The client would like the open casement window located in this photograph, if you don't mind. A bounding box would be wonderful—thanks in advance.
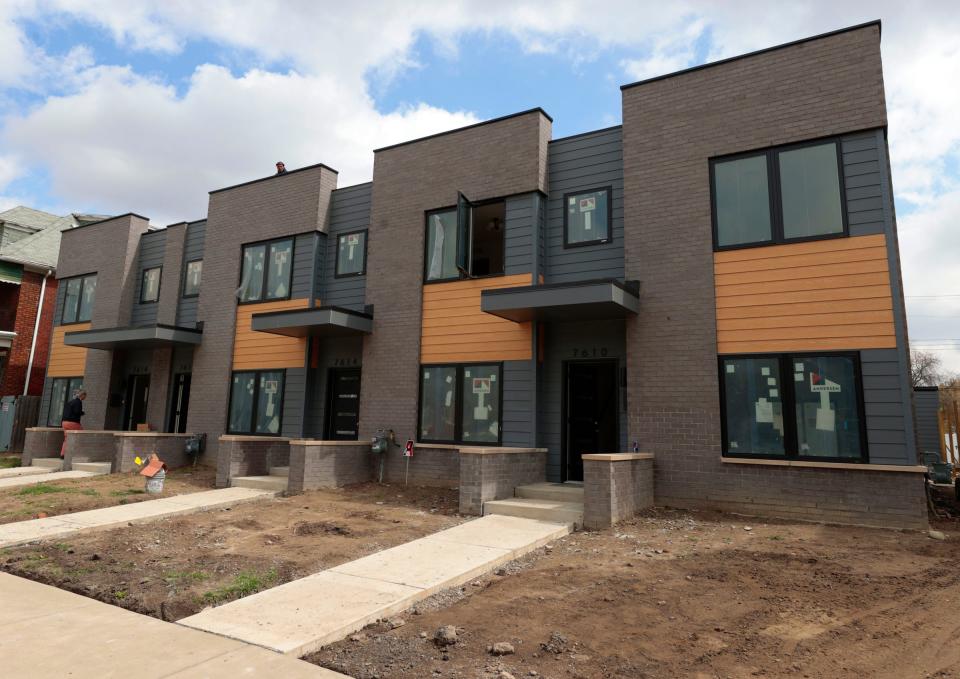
[425,195,505,282]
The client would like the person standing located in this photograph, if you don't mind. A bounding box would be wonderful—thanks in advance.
[60,389,86,458]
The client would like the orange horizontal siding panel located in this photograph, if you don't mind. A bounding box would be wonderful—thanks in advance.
[47,324,90,377]
[232,298,308,370]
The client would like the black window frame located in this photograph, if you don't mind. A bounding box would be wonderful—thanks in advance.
[417,362,504,446]
[139,266,162,304]
[334,229,368,278]
[47,376,83,426]
[237,236,295,305]
[60,273,97,325]
[563,186,614,249]
[422,196,507,285]
[181,258,202,298]
[718,351,868,464]
[710,137,849,252]
[226,368,287,436]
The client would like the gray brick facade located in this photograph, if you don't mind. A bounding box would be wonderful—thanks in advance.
[582,454,654,529]
[287,440,372,492]
[459,449,547,515]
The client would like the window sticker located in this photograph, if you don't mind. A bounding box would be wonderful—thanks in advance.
[794,362,804,372]
[755,398,774,423]
[726,364,735,373]
[474,405,488,421]
[274,250,288,267]
[816,407,835,432]
[769,388,778,398]
[729,441,739,450]
[579,196,596,212]
[794,373,804,382]
[263,380,278,395]
[761,366,770,376]
[444,390,453,407]
[472,378,491,395]
[767,377,776,386]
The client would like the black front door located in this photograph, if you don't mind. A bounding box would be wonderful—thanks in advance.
[325,368,361,440]
[123,374,150,431]
[168,373,192,433]
[564,361,618,481]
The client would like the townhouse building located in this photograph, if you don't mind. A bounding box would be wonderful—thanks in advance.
[37,21,927,528]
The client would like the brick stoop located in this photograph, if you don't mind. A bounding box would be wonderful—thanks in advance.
[232,465,289,492]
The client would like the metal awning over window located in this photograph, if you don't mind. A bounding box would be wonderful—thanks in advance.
[251,305,373,338]
[0,261,23,285]
[64,324,202,350]
[481,279,640,322]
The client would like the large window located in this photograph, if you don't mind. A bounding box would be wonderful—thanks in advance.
[238,238,293,302]
[335,230,367,277]
[712,140,846,249]
[564,187,612,247]
[228,370,285,435]
[182,259,202,297]
[61,274,97,324]
[720,353,865,461]
[48,377,83,426]
[419,364,501,444]
[424,196,505,282]
[140,267,161,303]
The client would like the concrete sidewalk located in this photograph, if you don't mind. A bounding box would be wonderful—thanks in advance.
[0,572,348,678]
[0,487,275,548]
[180,514,572,656]
[0,469,96,490]
[0,465,53,479]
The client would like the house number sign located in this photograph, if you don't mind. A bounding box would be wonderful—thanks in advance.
[572,347,609,358]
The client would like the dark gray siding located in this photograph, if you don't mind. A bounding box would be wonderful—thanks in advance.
[303,337,364,438]
[319,182,371,312]
[291,233,316,300]
[539,319,627,480]
[914,388,941,455]
[842,132,885,236]
[861,348,912,465]
[504,194,535,276]
[131,230,166,326]
[39,378,53,426]
[51,277,67,325]
[545,127,624,283]
[282,367,307,437]
[175,221,206,328]
[502,360,534,447]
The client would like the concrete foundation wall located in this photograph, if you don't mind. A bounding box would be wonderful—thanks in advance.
[215,436,291,487]
[115,433,195,472]
[287,441,372,493]
[63,430,118,470]
[459,449,547,515]
[22,427,63,465]
[583,454,654,529]
[376,445,459,488]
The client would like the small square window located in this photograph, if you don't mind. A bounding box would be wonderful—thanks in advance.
[140,267,161,303]
[183,260,202,297]
[335,231,367,277]
[564,188,612,247]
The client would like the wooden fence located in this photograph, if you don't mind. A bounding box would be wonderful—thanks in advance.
[8,395,40,453]
[938,401,960,469]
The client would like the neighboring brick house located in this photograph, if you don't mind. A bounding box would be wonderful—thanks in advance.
[39,21,928,528]
[0,207,106,398]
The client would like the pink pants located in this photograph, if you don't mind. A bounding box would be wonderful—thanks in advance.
[61,421,83,457]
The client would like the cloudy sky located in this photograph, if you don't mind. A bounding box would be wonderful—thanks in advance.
[1,1,958,373]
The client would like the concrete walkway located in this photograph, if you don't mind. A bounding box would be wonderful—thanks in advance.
[0,572,348,678]
[180,514,572,656]
[0,487,275,548]
[0,469,96,490]
[0,465,53,480]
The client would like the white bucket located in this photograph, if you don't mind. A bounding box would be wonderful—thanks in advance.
[145,469,166,494]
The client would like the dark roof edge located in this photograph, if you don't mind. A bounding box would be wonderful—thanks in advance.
[550,124,623,145]
[913,386,940,392]
[374,107,553,153]
[61,212,148,233]
[209,162,339,196]
[332,181,373,193]
[620,20,882,91]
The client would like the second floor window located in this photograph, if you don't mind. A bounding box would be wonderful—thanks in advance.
[425,195,505,282]
[239,238,293,302]
[140,267,161,303]
[335,231,367,277]
[62,274,97,324]
[183,259,202,297]
[712,140,846,249]
[565,187,612,247]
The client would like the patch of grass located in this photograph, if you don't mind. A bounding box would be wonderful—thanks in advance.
[114,590,127,600]
[164,569,210,585]
[0,456,21,469]
[110,488,146,497]
[53,542,72,552]
[201,569,278,605]
[17,484,69,496]
[79,489,99,497]
[768,535,784,541]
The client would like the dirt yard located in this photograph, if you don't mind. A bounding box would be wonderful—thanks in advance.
[309,505,960,679]
[0,464,216,524]
[0,482,461,621]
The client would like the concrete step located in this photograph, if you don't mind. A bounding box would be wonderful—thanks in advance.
[232,475,288,492]
[516,482,584,503]
[483,498,583,528]
[70,462,112,475]
[269,466,290,477]
[0,466,53,480]
[31,458,63,471]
